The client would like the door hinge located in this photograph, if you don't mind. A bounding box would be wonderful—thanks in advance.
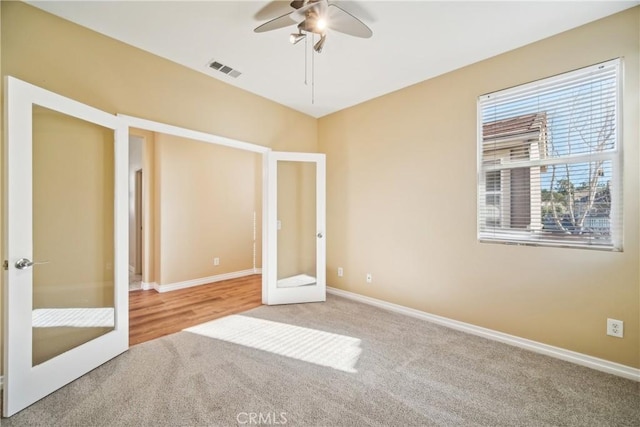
[3,260,8,270]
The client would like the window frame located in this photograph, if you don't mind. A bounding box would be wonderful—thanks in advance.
[476,59,623,251]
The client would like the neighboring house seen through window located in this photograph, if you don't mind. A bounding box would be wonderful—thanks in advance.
[478,59,621,250]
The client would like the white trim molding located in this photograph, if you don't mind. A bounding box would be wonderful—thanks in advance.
[155,269,259,293]
[118,114,270,154]
[327,286,640,382]
[141,282,155,291]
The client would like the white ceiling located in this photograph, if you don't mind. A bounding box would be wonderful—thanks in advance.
[28,1,639,118]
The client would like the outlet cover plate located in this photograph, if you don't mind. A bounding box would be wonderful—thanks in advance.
[607,318,623,338]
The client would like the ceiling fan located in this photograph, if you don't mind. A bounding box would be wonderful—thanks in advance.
[254,0,373,53]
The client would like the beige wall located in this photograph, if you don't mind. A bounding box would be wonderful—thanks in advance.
[319,7,640,368]
[0,1,317,372]
[154,133,260,285]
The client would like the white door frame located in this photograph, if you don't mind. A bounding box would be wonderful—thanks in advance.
[3,76,129,416]
[119,115,270,155]
[117,115,271,295]
[116,116,326,306]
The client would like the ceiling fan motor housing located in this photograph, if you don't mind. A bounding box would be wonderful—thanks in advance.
[298,12,325,35]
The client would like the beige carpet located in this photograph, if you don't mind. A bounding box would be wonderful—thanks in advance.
[2,295,639,426]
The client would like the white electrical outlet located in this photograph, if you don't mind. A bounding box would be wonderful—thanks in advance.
[337,267,343,277]
[366,273,372,283]
[607,318,623,338]
[214,257,220,266]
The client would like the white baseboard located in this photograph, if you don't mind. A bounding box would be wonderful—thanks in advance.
[156,269,259,293]
[327,286,640,382]
[141,281,155,291]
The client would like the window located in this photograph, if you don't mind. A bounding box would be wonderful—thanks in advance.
[478,59,621,250]
[484,164,502,227]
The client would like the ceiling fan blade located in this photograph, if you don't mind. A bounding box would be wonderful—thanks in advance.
[291,0,327,22]
[254,1,293,21]
[290,0,306,9]
[327,4,373,38]
[254,12,297,33]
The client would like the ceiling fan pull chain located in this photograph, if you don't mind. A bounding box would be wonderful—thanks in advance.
[304,32,308,86]
[312,33,315,105]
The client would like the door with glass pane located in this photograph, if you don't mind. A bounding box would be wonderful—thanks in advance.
[3,77,128,417]
[264,152,326,305]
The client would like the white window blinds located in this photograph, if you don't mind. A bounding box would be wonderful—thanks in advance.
[478,59,622,250]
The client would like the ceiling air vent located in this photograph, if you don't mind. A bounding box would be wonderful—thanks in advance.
[208,60,242,78]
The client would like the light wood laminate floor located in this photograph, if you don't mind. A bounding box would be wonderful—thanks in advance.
[129,274,262,346]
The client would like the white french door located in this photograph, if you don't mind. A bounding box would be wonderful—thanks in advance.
[263,152,326,305]
[3,77,129,416]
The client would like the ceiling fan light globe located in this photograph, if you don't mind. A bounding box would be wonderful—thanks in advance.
[316,17,327,31]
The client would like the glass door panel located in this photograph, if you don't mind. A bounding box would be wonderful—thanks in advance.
[31,105,115,366]
[276,161,317,288]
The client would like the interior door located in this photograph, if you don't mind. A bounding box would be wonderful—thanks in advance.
[3,77,129,416]
[263,152,326,305]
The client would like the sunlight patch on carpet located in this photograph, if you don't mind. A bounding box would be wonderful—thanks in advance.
[184,315,362,373]
[32,308,114,327]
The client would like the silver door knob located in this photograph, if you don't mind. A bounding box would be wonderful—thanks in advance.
[15,258,49,270]
[317,232,323,238]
